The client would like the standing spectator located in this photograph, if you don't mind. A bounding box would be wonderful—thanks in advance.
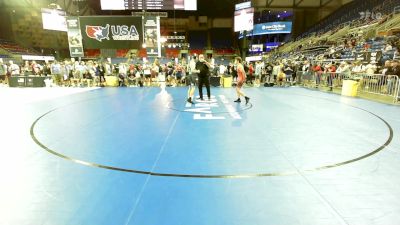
[51,60,62,86]
[231,63,238,82]
[337,62,351,78]
[118,63,127,87]
[265,63,273,83]
[227,62,233,76]
[151,58,160,86]
[60,62,70,87]
[326,63,337,91]
[301,60,311,84]
[312,62,323,88]
[98,62,106,87]
[247,62,254,84]
[0,59,7,85]
[284,63,294,86]
[254,61,263,87]
[272,62,282,84]
[219,64,226,76]
[42,61,51,76]
[387,60,400,96]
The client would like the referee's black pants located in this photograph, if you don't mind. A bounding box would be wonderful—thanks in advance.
[198,76,210,100]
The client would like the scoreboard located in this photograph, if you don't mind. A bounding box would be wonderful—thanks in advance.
[100,0,197,11]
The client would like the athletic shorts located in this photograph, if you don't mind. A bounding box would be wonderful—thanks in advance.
[187,74,198,85]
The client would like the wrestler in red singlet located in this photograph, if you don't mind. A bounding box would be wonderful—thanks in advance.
[234,57,250,104]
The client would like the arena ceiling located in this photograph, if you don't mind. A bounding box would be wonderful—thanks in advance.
[253,0,354,9]
[0,0,355,17]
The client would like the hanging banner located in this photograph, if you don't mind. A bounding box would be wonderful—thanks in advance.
[143,16,161,57]
[79,16,143,49]
[66,17,84,58]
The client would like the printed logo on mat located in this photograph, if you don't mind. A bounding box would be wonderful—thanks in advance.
[184,95,242,120]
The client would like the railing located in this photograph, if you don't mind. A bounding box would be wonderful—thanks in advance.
[358,74,399,98]
[296,71,400,103]
[395,79,400,103]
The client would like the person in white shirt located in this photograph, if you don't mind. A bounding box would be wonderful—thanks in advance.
[337,62,352,78]
[186,55,200,104]
[151,58,160,86]
[118,63,127,87]
[352,61,365,74]
[254,61,263,87]
[9,61,20,76]
[272,62,282,83]
[365,62,377,75]
[219,64,226,76]
[0,59,8,85]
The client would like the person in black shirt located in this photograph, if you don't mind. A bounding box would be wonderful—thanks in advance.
[196,54,214,101]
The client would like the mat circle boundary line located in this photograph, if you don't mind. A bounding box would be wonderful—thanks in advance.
[30,98,393,179]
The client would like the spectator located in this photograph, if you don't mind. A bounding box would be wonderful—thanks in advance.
[352,61,365,74]
[9,60,20,76]
[387,60,400,96]
[312,62,323,88]
[118,63,127,87]
[337,61,351,78]
[254,61,263,87]
[51,60,62,86]
[272,62,282,84]
[43,61,51,76]
[365,61,377,75]
[283,63,294,86]
[325,63,337,91]
[384,43,393,52]
[219,64,226,76]
[0,59,8,85]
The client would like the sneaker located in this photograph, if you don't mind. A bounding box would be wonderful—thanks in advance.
[245,96,250,105]
[187,98,194,104]
[234,98,241,103]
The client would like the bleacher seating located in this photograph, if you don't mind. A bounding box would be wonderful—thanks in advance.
[276,0,400,64]
[298,0,399,40]
[0,39,39,55]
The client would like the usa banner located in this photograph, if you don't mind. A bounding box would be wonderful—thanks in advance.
[66,17,84,58]
[143,16,161,57]
[79,16,143,49]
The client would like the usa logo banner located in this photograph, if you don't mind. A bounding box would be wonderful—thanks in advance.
[79,16,143,49]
